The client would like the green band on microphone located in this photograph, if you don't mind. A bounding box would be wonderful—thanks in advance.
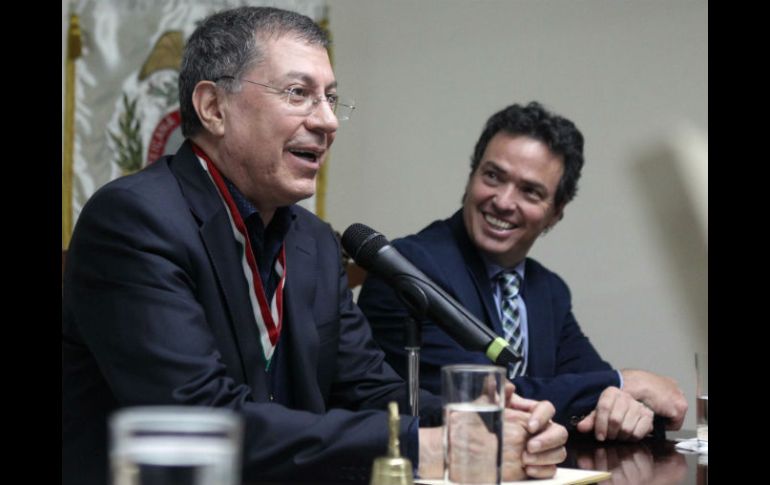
[486,337,509,363]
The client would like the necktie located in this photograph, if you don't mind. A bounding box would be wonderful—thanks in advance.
[498,271,526,378]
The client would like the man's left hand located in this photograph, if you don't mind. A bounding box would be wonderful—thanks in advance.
[505,384,568,478]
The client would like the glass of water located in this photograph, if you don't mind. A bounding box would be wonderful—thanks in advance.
[442,364,506,485]
[695,352,708,445]
[110,406,243,485]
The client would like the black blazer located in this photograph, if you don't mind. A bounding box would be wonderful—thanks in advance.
[358,210,618,425]
[62,141,440,484]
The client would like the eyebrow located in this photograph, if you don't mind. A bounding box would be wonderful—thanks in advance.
[481,160,549,194]
[281,71,338,91]
[480,160,508,177]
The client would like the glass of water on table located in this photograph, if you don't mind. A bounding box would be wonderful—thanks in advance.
[695,352,708,446]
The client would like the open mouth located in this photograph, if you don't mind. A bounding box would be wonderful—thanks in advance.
[288,148,323,164]
[484,213,517,231]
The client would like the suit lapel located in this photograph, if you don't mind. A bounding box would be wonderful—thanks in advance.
[520,260,554,376]
[448,211,503,335]
[281,216,323,410]
[168,142,267,395]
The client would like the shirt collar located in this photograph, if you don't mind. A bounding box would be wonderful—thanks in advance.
[222,178,296,235]
[479,252,526,283]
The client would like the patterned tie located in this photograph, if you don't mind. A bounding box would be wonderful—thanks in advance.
[498,271,526,378]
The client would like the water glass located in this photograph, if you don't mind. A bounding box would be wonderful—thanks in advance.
[110,406,243,485]
[442,364,505,485]
[695,352,708,444]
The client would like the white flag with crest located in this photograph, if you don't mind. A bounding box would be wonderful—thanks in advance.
[63,0,328,245]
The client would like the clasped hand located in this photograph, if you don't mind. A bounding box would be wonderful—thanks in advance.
[419,383,567,480]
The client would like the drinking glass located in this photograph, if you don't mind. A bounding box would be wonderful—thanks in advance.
[695,352,708,445]
[442,365,506,485]
[110,406,242,485]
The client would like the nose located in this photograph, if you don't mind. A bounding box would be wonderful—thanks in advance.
[493,184,518,212]
[306,98,339,133]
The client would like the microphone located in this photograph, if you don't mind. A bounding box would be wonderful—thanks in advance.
[342,223,521,367]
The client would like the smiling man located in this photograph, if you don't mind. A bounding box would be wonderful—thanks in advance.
[62,9,568,485]
[359,101,688,442]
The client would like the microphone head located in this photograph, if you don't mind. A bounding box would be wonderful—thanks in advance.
[341,223,390,267]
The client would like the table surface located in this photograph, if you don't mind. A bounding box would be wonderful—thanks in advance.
[245,430,707,484]
[564,429,707,484]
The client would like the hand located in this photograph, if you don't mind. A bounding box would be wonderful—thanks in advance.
[621,369,688,430]
[501,411,528,481]
[576,387,654,441]
[445,407,508,483]
[417,427,443,478]
[506,389,568,478]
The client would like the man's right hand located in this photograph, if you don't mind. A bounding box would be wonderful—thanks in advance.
[620,369,688,430]
[576,387,654,441]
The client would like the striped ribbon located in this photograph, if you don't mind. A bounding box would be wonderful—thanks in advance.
[194,144,286,362]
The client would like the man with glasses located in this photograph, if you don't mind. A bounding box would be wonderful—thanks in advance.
[62,7,567,484]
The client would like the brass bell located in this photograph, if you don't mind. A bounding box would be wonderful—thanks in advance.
[369,402,414,485]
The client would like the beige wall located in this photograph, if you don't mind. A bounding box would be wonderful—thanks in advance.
[324,0,707,428]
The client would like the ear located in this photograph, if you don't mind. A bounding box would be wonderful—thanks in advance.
[192,80,226,137]
[461,175,474,204]
[545,203,566,232]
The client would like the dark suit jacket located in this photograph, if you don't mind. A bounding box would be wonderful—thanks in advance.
[62,141,441,485]
[358,210,619,426]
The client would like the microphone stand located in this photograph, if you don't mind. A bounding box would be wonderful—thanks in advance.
[404,316,422,417]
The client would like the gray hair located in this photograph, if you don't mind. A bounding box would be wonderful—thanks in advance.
[179,6,329,138]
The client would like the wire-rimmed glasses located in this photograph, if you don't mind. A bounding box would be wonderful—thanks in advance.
[216,76,355,121]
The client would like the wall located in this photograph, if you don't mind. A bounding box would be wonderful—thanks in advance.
[324,0,708,428]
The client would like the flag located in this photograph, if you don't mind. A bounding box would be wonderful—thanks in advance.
[63,0,329,248]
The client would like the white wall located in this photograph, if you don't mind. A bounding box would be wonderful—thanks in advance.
[324,0,707,428]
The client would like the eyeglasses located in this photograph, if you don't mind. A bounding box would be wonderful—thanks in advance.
[216,76,355,121]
